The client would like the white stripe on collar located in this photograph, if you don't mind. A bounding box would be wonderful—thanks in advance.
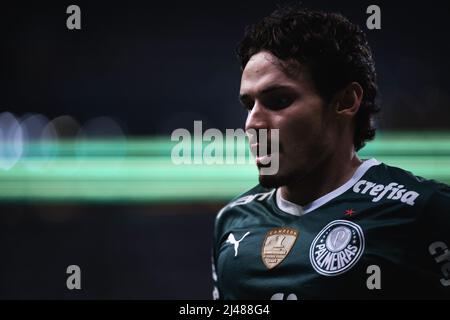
[276,158,381,216]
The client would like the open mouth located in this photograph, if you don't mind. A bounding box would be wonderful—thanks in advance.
[251,143,277,167]
[247,127,280,168]
[256,153,276,167]
[250,142,272,157]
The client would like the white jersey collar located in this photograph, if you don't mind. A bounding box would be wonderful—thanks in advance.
[276,158,381,216]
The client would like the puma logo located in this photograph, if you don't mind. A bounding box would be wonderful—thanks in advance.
[226,232,251,257]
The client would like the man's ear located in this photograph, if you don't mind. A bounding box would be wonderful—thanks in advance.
[333,82,363,117]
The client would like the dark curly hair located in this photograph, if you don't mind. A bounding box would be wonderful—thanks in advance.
[237,5,380,151]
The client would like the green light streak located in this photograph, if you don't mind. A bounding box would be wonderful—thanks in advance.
[0,132,449,203]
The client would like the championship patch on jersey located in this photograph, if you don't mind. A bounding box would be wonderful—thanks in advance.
[261,227,298,269]
[310,220,365,276]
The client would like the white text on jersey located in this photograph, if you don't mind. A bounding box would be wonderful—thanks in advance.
[353,181,419,206]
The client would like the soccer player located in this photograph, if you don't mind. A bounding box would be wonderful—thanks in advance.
[212,5,450,299]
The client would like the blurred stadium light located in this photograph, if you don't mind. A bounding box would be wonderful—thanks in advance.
[0,131,449,203]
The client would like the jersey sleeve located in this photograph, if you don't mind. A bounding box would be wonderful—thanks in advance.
[211,205,228,300]
[210,184,272,300]
[211,253,220,300]
[421,182,450,297]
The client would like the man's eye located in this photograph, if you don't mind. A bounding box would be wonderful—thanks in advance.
[264,97,293,110]
[242,101,254,111]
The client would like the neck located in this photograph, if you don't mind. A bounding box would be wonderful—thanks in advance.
[280,148,362,206]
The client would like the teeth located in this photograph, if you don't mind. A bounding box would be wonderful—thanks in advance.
[256,153,277,166]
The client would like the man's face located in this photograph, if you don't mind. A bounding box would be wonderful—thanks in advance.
[240,51,339,188]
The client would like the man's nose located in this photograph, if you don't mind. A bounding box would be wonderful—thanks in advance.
[245,102,269,132]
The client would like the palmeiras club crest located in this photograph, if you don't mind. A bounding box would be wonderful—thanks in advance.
[310,220,365,276]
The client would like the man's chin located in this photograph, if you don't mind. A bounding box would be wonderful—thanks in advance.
[258,172,289,189]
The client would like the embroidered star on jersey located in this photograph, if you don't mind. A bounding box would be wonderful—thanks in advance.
[345,209,356,217]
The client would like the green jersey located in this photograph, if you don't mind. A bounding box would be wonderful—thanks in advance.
[212,158,450,299]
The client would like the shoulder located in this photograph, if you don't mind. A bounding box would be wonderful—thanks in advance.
[422,179,450,212]
[214,184,274,229]
[372,162,436,186]
[380,162,449,192]
[370,161,450,208]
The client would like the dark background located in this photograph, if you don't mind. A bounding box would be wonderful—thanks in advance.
[1,0,450,299]
[3,0,450,133]
[0,204,219,299]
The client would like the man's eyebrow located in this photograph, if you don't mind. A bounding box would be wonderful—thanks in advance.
[239,84,295,101]
[260,84,295,94]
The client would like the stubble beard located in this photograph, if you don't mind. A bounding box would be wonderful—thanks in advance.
[258,167,293,189]
[258,161,311,190]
